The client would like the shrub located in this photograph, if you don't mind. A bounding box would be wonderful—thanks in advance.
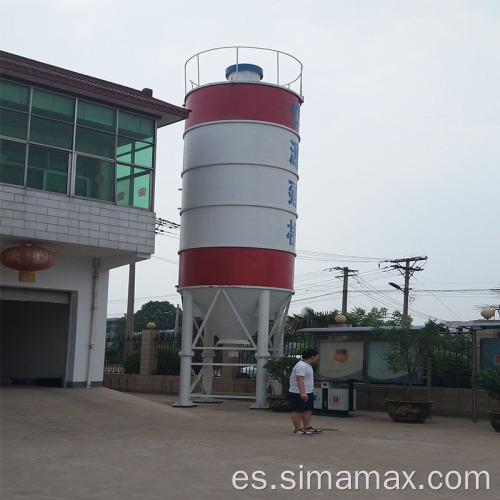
[105,338,126,365]
[264,356,301,395]
[471,367,500,401]
[124,349,141,374]
[432,351,472,388]
[155,347,181,375]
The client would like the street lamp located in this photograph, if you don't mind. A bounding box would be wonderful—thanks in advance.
[388,282,410,321]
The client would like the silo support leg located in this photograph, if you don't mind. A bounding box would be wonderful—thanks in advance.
[174,291,196,407]
[252,289,270,409]
[201,328,216,401]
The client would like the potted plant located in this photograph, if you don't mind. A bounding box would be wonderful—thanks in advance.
[376,319,442,423]
[264,356,299,412]
[471,367,500,432]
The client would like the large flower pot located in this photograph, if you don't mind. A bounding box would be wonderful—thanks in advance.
[385,399,433,423]
[490,411,500,432]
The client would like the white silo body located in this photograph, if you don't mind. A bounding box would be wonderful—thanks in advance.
[176,48,303,407]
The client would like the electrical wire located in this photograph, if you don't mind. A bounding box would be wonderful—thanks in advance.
[296,249,390,262]
[118,221,497,320]
[412,276,463,321]
[152,255,179,265]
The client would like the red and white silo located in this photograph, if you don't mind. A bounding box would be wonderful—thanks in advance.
[176,47,303,407]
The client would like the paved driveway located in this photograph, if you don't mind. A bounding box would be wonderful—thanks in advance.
[1,386,498,499]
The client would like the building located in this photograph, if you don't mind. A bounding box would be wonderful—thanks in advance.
[0,51,189,387]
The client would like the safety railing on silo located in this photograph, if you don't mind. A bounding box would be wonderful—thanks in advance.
[184,45,303,99]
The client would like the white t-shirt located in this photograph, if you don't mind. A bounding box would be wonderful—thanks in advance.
[289,360,314,393]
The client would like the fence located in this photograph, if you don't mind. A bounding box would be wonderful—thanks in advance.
[282,331,474,388]
[104,335,142,374]
[104,332,310,378]
[104,332,224,377]
[104,331,474,388]
[153,333,181,375]
[431,333,473,388]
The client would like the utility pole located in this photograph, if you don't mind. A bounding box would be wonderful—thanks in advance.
[383,256,427,321]
[126,262,136,338]
[122,217,179,344]
[331,266,358,315]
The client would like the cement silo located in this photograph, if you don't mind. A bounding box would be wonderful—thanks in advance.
[175,47,303,407]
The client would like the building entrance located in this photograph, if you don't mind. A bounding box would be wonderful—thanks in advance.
[1,288,71,387]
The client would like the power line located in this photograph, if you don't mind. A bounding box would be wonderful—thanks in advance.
[155,217,181,238]
[413,276,463,321]
[295,287,496,296]
[380,256,427,320]
[152,255,179,265]
[108,293,180,303]
[296,249,389,262]
[327,266,358,315]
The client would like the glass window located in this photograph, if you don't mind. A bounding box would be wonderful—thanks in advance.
[76,126,115,159]
[0,108,29,140]
[0,82,158,209]
[77,101,116,132]
[0,80,30,111]
[32,89,75,122]
[0,139,26,186]
[75,155,114,202]
[116,164,131,205]
[27,145,69,194]
[30,116,74,149]
[118,111,154,142]
[117,136,154,168]
[116,163,151,209]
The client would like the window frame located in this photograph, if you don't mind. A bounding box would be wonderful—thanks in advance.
[0,78,158,210]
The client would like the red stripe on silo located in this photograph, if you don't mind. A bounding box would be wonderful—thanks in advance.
[178,247,294,289]
[185,84,301,132]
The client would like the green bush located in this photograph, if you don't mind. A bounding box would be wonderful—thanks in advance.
[124,349,141,374]
[105,341,125,365]
[264,356,303,396]
[471,367,500,400]
[155,347,181,375]
[432,351,472,388]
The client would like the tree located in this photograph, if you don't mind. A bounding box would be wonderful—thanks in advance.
[346,307,408,327]
[286,307,336,331]
[111,316,127,336]
[286,306,408,332]
[133,300,179,331]
[376,319,443,400]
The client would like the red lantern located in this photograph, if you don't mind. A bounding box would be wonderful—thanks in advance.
[0,243,55,282]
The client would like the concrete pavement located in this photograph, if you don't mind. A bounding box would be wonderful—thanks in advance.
[1,386,498,499]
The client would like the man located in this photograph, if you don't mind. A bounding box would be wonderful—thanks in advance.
[288,348,322,435]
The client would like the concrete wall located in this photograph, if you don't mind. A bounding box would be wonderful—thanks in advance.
[103,374,257,396]
[354,384,500,418]
[61,255,110,387]
[102,374,500,419]
[0,184,155,255]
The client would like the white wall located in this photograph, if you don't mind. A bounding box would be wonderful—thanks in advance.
[1,252,111,386]
[1,183,155,386]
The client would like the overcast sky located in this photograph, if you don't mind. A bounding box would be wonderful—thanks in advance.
[2,0,499,323]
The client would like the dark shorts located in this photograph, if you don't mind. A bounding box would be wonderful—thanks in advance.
[287,391,314,412]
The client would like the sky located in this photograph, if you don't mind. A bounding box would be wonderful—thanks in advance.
[1,0,499,324]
